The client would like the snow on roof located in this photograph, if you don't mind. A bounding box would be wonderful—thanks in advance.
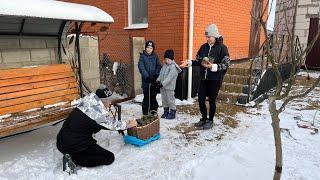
[0,0,114,23]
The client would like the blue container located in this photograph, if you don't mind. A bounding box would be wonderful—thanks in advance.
[123,133,160,147]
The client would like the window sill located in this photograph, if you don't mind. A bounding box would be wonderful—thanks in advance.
[124,24,148,30]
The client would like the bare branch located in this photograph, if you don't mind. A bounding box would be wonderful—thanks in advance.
[283,6,292,40]
[262,0,271,20]
[279,76,320,112]
[278,1,299,100]
[251,0,283,97]
[265,0,275,24]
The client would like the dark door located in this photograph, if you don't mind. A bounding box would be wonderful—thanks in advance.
[306,18,320,69]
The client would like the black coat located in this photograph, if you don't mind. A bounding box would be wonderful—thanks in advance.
[56,108,109,154]
[192,40,229,80]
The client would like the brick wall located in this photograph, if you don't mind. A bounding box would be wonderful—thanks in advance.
[65,0,188,64]
[193,0,254,60]
[64,0,266,62]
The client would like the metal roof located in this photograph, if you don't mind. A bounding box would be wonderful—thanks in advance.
[0,0,114,23]
[0,0,114,36]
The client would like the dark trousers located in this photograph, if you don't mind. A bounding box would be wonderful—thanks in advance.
[198,79,223,121]
[71,144,115,167]
[142,85,159,115]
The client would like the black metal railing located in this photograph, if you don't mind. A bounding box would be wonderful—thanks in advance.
[246,34,304,102]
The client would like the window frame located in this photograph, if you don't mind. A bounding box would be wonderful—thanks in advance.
[125,0,148,29]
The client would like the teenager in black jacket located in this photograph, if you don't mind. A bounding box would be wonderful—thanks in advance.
[181,24,230,130]
[138,41,162,115]
[57,87,137,173]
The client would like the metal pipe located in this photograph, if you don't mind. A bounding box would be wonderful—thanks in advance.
[75,22,84,97]
[58,21,67,64]
[187,0,194,101]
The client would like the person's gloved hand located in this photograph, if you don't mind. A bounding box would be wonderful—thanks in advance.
[148,76,157,86]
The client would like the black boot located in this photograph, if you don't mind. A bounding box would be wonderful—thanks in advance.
[63,154,77,175]
[166,109,176,119]
[203,120,213,130]
[150,110,158,116]
[194,118,207,127]
[161,107,169,118]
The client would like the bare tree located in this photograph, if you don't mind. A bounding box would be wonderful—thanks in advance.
[251,0,320,179]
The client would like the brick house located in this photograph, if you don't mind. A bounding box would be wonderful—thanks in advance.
[63,0,268,99]
[64,0,268,61]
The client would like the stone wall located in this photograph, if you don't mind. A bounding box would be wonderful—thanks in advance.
[62,35,100,92]
[0,36,58,69]
[132,37,145,95]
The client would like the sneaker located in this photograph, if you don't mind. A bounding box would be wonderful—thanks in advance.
[203,120,213,130]
[63,154,77,175]
[194,118,207,127]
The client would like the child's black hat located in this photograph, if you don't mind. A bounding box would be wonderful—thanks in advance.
[164,49,174,60]
[145,40,155,49]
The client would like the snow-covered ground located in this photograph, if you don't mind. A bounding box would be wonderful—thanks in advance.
[134,94,195,106]
[0,76,319,180]
[297,69,320,79]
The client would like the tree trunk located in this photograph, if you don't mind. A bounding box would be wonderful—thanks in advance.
[269,99,283,180]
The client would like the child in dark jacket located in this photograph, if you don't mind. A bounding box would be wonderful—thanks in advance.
[138,41,162,115]
[157,49,182,119]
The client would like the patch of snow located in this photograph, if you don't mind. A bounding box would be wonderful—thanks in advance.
[0,114,12,121]
[241,101,255,107]
[175,98,195,106]
[24,108,41,113]
[71,99,81,106]
[44,102,67,109]
[13,115,41,121]
[134,94,194,106]
[22,66,38,68]
[297,70,320,79]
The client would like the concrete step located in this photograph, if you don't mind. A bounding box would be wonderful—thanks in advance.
[227,67,251,76]
[221,83,245,93]
[223,74,250,85]
[217,91,249,104]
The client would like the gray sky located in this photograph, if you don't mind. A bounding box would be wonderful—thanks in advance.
[267,0,276,30]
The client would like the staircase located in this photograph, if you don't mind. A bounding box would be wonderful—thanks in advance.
[217,35,304,105]
[217,63,253,104]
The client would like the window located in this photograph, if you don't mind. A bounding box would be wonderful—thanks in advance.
[127,0,148,29]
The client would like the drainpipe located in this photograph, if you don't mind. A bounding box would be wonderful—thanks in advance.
[187,0,194,101]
